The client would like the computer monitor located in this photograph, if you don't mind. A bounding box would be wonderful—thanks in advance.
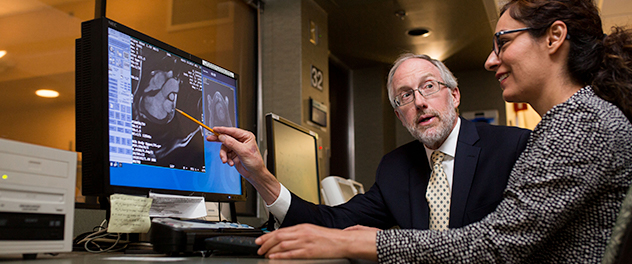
[265,113,321,204]
[76,17,245,204]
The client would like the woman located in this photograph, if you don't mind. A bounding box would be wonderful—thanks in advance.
[246,0,632,262]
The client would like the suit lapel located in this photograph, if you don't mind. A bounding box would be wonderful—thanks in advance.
[449,118,481,228]
[409,142,431,229]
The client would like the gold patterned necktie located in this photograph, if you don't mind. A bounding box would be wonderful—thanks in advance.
[426,150,450,230]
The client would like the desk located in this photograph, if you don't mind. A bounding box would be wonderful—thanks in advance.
[0,253,376,264]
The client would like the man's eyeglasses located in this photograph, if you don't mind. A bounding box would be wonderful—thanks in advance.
[493,27,532,56]
[393,80,448,107]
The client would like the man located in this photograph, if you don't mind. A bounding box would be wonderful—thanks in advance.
[208,53,529,252]
[210,53,529,231]
[272,54,530,230]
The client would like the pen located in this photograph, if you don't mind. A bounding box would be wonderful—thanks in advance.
[174,108,220,136]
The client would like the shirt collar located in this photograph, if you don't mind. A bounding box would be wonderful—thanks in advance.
[424,117,461,160]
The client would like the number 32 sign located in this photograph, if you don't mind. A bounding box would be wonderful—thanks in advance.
[311,65,323,90]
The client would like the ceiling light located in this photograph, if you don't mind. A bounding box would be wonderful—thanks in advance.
[0,50,6,59]
[36,89,60,98]
[407,28,431,37]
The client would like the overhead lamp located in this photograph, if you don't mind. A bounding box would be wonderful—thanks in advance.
[407,28,431,37]
[36,89,60,98]
[0,50,6,59]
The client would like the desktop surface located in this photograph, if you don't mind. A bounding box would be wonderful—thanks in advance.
[0,252,371,264]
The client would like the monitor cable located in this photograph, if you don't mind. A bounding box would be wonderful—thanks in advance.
[73,219,130,253]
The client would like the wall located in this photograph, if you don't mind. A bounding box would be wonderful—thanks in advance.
[453,68,507,125]
[261,1,303,124]
[301,0,330,177]
[0,96,75,150]
[261,0,329,183]
[351,66,394,189]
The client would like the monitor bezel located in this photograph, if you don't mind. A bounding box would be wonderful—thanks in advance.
[76,17,247,202]
[265,113,321,204]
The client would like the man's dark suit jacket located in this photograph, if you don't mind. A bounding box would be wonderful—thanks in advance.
[281,117,531,230]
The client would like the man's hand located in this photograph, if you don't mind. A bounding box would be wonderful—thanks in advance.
[255,223,378,261]
[206,127,263,179]
[206,126,280,204]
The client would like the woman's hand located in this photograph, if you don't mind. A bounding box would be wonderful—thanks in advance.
[256,223,378,261]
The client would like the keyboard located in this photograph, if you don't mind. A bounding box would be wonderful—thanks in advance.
[149,218,264,255]
[205,236,261,256]
[153,217,255,230]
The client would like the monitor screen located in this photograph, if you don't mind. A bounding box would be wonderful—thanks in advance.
[265,113,321,204]
[76,18,245,202]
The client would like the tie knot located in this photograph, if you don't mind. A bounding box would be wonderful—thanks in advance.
[431,150,445,165]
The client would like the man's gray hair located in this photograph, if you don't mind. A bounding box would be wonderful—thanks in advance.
[387,53,458,108]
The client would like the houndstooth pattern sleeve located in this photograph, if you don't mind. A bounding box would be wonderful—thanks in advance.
[376,87,632,263]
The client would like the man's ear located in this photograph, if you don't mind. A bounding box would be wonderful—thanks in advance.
[451,87,461,108]
[546,20,568,55]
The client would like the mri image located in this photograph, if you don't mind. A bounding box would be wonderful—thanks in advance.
[139,68,180,124]
[131,47,205,171]
[203,78,236,137]
[207,92,232,126]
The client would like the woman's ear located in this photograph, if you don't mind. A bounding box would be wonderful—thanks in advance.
[546,20,569,54]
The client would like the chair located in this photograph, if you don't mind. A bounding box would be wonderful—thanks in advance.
[320,176,365,206]
[602,184,632,264]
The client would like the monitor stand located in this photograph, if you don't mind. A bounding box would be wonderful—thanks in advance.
[229,202,238,222]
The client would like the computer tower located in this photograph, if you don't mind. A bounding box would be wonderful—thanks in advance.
[0,138,77,258]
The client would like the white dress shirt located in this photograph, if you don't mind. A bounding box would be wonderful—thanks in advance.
[267,118,462,226]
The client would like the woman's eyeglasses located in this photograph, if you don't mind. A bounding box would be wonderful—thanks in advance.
[493,27,532,56]
[493,27,571,56]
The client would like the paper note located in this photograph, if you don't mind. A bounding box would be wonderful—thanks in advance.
[149,192,207,219]
[107,194,152,233]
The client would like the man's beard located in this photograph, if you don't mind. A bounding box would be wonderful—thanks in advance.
[404,100,457,150]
